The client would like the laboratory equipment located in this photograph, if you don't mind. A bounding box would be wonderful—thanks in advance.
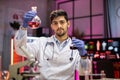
[70,44,77,61]
[9,46,40,80]
[28,6,41,29]
[9,59,40,80]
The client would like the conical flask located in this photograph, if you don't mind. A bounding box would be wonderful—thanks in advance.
[28,6,41,29]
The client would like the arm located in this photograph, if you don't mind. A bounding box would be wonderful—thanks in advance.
[79,57,92,77]
[14,27,28,57]
[72,38,92,74]
[14,10,36,58]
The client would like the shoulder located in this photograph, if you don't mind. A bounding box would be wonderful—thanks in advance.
[29,36,49,45]
[37,37,50,42]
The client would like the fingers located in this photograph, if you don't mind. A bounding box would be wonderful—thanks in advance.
[72,39,84,44]
[25,11,36,17]
[72,39,84,48]
[24,11,36,19]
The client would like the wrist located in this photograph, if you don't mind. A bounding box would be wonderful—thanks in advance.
[81,56,87,59]
[22,22,28,28]
[80,53,88,58]
[20,26,27,30]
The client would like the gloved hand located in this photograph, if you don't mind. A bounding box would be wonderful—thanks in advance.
[72,38,87,56]
[23,10,37,28]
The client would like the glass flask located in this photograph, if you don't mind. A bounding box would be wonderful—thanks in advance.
[28,6,41,29]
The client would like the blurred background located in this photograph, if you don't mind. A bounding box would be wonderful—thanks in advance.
[0,0,120,79]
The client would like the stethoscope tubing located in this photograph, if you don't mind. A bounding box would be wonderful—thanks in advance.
[43,42,54,60]
[43,42,74,61]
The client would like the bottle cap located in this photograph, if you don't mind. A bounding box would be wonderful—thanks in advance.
[31,6,37,13]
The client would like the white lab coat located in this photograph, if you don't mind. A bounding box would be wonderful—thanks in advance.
[79,57,92,75]
[14,27,89,80]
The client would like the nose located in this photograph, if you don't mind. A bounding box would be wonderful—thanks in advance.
[58,23,62,28]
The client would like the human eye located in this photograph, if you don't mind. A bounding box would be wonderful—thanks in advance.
[60,21,65,25]
[52,21,58,25]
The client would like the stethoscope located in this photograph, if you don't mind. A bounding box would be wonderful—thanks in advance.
[69,49,74,61]
[43,42,74,61]
[43,42,54,61]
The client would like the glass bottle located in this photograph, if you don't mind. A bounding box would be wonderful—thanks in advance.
[28,6,41,29]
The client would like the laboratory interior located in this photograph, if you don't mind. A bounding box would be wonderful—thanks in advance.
[0,0,120,80]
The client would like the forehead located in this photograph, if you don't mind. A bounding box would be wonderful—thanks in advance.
[52,16,66,22]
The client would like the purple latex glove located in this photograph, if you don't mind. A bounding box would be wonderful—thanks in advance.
[23,10,37,28]
[72,38,87,56]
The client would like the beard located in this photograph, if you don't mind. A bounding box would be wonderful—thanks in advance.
[56,28,66,37]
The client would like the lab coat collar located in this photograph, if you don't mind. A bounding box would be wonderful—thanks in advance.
[47,35,71,44]
[53,35,71,44]
[47,36,54,43]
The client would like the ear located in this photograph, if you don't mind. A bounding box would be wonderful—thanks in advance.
[50,24,53,30]
[67,20,70,28]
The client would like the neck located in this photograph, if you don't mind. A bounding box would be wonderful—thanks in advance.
[55,34,68,43]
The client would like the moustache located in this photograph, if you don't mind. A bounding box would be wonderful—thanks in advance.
[57,28,63,31]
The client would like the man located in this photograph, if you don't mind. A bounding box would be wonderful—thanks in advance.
[14,9,90,80]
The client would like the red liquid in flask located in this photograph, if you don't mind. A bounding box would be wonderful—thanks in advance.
[28,21,40,29]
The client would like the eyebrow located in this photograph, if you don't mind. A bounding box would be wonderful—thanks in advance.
[52,19,66,22]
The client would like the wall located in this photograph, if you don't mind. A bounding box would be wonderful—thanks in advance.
[55,0,104,39]
[0,3,5,73]
[0,0,48,70]
[108,0,120,37]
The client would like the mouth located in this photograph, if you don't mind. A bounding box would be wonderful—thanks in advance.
[57,28,63,33]
[57,28,63,31]
[56,28,65,36]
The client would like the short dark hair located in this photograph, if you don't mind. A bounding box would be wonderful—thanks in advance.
[50,9,68,23]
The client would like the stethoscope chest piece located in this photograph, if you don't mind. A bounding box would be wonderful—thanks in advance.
[69,57,73,61]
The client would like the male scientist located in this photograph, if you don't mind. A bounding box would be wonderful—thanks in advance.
[14,9,91,80]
